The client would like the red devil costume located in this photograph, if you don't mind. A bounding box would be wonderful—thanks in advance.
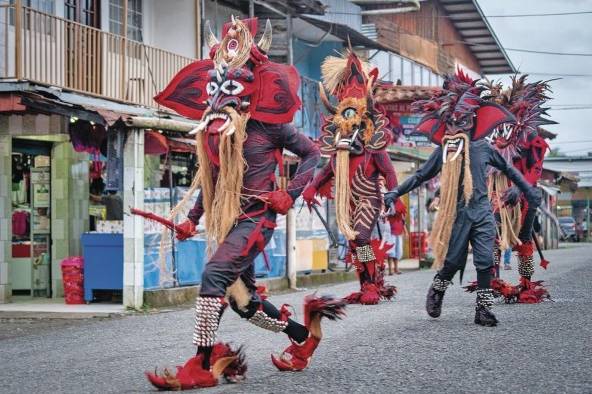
[384,70,541,326]
[302,51,397,305]
[145,17,345,390]
[468,76,554,303]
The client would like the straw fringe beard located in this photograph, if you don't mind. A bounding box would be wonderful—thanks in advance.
[488,173,522,250]
[157,107,248,285]
[198,107,249,252]
[335,150,358,241]
[430,134,473,269]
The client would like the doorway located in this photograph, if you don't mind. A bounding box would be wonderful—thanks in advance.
[10,139,52,298]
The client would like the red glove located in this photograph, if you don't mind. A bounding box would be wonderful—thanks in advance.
[264,190,293,215]
[302,185,320,210]
[175,220,197,241]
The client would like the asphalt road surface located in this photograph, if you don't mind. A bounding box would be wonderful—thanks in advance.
[1,243,591,394]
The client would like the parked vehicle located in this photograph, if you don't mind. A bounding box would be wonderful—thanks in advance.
[559,216,577,242]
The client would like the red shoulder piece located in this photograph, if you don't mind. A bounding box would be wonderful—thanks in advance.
[473,102,515,141]
[154,59,214,120]
[415,114,445,145]
[250,62,301,124]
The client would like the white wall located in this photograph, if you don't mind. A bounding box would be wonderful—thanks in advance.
[144,0,196,58]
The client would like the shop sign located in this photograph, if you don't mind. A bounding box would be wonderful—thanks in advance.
[399,114,431,146]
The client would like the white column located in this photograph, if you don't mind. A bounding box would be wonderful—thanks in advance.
[123,128,144,309]
[286,209,297,289]
[0,135,12,303]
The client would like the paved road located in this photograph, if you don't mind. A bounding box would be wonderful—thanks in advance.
[1,244,591,394]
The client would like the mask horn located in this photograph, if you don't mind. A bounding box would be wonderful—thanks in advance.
[257,19,273,53]
[319,82,336,114]
[205,20,219,48]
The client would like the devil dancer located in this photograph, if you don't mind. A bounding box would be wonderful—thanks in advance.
[468,76,554,303]
[302,51,397,305]
[144,17,345,390]
[384,70,541,326]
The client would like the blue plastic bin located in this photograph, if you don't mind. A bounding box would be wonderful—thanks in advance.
[81,233,123,302]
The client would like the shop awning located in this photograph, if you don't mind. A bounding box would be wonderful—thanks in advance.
[538,182,560,197]
[387,145,434,162]
[299,16,392,51]
[375,84,439,104]
[0,81,194,129]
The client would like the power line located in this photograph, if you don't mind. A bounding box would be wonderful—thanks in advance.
[486,11,592,18]
[552,140,592,144]
[453,41,592,57]
[518,72,592,77]
[322,10,592,18]
[505,48,592,57]
[549,107,592,111]
[550,104,592,107]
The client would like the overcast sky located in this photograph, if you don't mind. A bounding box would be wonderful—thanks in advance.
[476,0,592,156]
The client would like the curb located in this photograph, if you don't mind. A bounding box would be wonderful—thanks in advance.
[0,311,127,320]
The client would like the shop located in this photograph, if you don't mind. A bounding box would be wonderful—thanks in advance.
[0,111,89,304]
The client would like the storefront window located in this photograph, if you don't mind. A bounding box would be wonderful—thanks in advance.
[413,63,421,86]
[402,59,412,86]
[371,50,389,80]
[390,54,402,84]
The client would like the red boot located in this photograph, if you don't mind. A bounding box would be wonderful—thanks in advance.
[359,283,381,305]
[271,295,346,372]
[145,343,243,390]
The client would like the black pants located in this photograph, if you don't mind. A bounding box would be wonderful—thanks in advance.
[199,213,276,298]
[438,207,496,289]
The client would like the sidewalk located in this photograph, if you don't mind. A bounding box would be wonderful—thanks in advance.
[0,296,127,319]
[0,259,421,316]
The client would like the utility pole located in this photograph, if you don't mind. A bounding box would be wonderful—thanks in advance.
[587,189,590,242]
[195,0,202,58]
[285,12,297,290]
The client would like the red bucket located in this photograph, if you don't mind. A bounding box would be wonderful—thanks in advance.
[60,257,84,304]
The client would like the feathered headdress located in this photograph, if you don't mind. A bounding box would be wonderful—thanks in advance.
[482,74,556,142]
[412,69,514,145]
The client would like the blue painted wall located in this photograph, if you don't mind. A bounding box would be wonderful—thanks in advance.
[293,39,343,81]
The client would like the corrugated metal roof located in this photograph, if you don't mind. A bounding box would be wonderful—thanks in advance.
[299,16,393,51]
[439,0,515,74]
[374,84,439,103]
[544,157,592,188]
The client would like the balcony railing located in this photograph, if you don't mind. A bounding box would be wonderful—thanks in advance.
[0,4,194,108]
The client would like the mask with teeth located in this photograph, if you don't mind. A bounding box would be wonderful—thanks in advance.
[318,50,389,156]
[155,17,301,127]
[481,76,556,172]
[412,69,515,161]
